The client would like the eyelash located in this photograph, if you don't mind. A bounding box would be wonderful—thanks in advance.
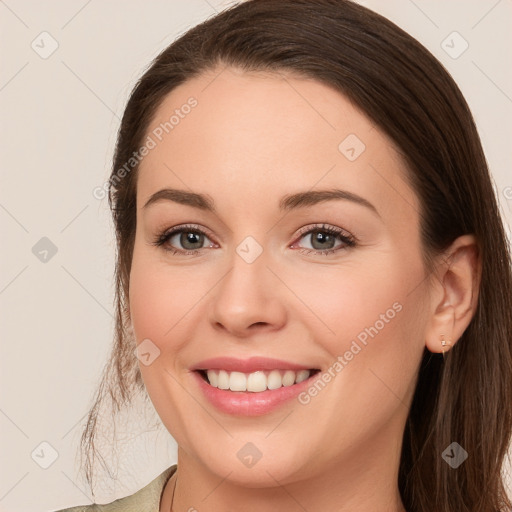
[151,223,357,257]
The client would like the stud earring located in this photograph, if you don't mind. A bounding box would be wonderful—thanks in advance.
[440,333,452,359]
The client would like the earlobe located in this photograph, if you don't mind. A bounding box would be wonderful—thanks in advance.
[424,234,481,355]
[425,304,456,354]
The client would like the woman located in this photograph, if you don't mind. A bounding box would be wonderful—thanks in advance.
[55,0,512,510]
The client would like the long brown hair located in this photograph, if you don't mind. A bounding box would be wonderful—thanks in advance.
[80,1,512,510]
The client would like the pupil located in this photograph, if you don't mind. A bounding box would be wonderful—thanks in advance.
[181,231,202,249]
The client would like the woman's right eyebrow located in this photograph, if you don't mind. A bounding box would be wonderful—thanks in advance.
[142,187,381,219]
[143,188,215,212]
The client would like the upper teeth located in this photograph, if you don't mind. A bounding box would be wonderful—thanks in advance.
[205,369,311,392]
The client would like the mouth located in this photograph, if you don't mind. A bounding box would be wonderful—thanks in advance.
[190,356,322,415]
[195,368,321,392]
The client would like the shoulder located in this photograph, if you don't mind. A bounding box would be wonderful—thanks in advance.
[51,465,177,512]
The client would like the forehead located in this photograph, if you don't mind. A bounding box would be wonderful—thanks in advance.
[136,66,418,222]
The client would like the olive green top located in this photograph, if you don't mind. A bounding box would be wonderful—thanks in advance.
[52,465,177,512]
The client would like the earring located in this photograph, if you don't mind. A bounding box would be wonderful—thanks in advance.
[440,334,452,359]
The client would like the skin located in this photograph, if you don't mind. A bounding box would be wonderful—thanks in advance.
[128,66,480,512]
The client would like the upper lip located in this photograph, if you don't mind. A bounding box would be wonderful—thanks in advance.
[191,356,316,373]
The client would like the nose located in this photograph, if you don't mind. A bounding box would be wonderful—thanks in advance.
[208,246,288,338]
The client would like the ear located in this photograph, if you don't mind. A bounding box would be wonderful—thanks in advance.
[424,234,481,354]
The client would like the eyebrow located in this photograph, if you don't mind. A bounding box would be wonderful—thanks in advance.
[142,188,380,217]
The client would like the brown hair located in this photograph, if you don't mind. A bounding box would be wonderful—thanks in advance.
[80,1,512,510]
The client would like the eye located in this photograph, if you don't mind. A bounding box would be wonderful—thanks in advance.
[291,223,356,256]
[151,222,356,257]
[151,224,216,255]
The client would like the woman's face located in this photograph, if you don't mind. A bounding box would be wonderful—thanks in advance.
[129,66,431,486]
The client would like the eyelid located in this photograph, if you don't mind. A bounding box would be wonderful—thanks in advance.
[163,223,217,243]
[293,223,355,241]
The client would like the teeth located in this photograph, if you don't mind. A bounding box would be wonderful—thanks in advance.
[229,371,247,391]
[295,369,310,383]
[204,369,313,392]
[282,370,296,386]
[217,370,229,390]
[247,371,267,392]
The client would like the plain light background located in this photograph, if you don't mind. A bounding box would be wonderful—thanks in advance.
[1,1,511,511]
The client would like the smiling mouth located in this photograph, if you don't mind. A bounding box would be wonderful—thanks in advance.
[196,368,321,392]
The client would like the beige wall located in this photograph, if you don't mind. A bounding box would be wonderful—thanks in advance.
[1,1,510,510]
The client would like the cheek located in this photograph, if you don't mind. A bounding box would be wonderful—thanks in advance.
[128,249,206,347]
[128,249,201,438]
[129,264,169,344]
[285,257,408,353]
[289,248,426,404]
[292,258,425,432]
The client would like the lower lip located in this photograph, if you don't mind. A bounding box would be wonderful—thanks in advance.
[192,371,318,416]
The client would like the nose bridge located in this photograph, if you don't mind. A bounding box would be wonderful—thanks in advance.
[209,234,287,335]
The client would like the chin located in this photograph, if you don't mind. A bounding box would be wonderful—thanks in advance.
[189,437,313,488]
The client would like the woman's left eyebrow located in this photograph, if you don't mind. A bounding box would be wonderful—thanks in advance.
[143,187,381,219]
[279,189,381,219]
